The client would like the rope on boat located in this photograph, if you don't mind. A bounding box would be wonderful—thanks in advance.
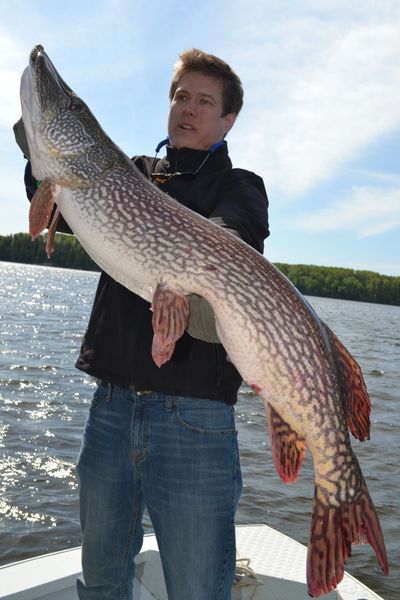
[233,556,264,599]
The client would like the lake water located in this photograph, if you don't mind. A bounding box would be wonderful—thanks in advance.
[0,261,398,599]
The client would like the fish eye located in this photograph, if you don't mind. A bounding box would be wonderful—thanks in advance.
[68,99,84,113]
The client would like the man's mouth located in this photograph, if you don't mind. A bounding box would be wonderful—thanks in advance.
[179,124,195,131]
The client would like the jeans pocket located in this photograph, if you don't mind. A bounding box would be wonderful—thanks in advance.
[89,383,108,411]
[175,399,236,435]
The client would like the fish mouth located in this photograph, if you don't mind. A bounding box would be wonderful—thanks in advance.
[28,44,75,109]
[20,44,74,181]
[30,44,45,64]
[20,44,116,185]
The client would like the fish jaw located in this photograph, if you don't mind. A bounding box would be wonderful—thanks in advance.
[20,45,123,188]
[20,63,49,181]
[20,46,68,182]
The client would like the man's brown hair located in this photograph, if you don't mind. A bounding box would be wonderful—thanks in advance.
[169,49,243,117]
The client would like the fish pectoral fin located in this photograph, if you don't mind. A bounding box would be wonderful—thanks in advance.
[325,324,371,441]
[151,336,176,369]
[29,179,58,239]
[266,404,305,483]
[45,207,61,258]
[307,482,388,597]
[151,283,190,368]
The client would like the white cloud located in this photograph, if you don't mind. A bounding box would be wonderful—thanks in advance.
[228,11,400,196]
[289,186,400,237]
[0,30,27,129]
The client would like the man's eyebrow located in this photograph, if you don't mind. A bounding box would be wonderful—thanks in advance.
[176,88,216,101]
[198,92,216,101]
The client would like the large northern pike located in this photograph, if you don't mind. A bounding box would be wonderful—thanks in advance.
[19,45,388,596]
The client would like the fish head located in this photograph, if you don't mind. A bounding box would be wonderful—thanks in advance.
[20,45,120,187]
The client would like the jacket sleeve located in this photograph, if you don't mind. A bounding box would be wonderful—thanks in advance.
[209,168,269,253]
[186,168,270,344]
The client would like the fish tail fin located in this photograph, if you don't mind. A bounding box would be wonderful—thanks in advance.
[307,482,388,597]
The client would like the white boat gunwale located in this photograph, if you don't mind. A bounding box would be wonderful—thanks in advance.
[0,524,386,600]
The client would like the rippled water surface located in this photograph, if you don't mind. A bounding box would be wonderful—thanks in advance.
[0,262,398,599]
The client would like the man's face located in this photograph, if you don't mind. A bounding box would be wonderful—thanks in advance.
[168,72,236,151]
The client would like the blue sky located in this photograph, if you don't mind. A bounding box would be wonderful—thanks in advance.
[1,0,399,275]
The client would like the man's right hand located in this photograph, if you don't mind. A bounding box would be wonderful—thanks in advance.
[13,118,31,160]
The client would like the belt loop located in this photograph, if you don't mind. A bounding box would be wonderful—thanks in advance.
[105,382,112,402]
[165,397,173,411]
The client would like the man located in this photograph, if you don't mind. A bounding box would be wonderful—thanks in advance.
[19,49,269,600]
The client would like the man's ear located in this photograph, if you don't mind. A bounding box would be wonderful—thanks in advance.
[224,112,237,136]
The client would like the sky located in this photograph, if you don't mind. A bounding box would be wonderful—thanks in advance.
[0,0,399,275]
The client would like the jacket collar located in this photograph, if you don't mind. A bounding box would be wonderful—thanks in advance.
[156,140,232,175]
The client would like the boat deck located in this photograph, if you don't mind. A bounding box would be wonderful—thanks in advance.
[0,524,384,600]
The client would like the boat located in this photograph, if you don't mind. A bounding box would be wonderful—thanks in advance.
[0,524,385,600]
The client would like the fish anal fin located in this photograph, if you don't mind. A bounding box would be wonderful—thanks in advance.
[266,404,305,484]
[325,325,371,441]
[307,483,388,597]
[151,283,189,367]
[29,179,57,239]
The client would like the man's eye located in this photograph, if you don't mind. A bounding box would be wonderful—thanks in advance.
[200,98,209,105]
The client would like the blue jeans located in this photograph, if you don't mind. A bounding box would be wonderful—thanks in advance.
[76,382,242,600]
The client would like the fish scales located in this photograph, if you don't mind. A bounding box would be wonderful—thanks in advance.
[20,45,388,597]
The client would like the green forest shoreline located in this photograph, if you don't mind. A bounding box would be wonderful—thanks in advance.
[1,232,399,306]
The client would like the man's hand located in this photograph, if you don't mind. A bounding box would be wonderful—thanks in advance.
[187,294,220,343]
[13,118,31,160]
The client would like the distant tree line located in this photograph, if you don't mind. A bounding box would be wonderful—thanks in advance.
[0,232,99,272]
[275,263,400,306]
[0,233,399,306]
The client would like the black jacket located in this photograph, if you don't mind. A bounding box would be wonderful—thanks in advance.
[28,142,269,404]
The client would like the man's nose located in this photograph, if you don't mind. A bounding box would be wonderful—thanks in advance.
[182,99,197,115]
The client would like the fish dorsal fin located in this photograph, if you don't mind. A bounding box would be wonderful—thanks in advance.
[29,179,58,239]
[325,324,370,441]
[151,283,190,367]
[266,404,305,483]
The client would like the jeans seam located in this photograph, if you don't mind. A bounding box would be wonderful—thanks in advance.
[119,396,140,600]
[217,434,237,599]
[120,400,141,600]
[120,502,141,600]
[218,527,234,599]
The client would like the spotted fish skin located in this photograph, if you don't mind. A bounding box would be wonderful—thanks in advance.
[20,45,388,597]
